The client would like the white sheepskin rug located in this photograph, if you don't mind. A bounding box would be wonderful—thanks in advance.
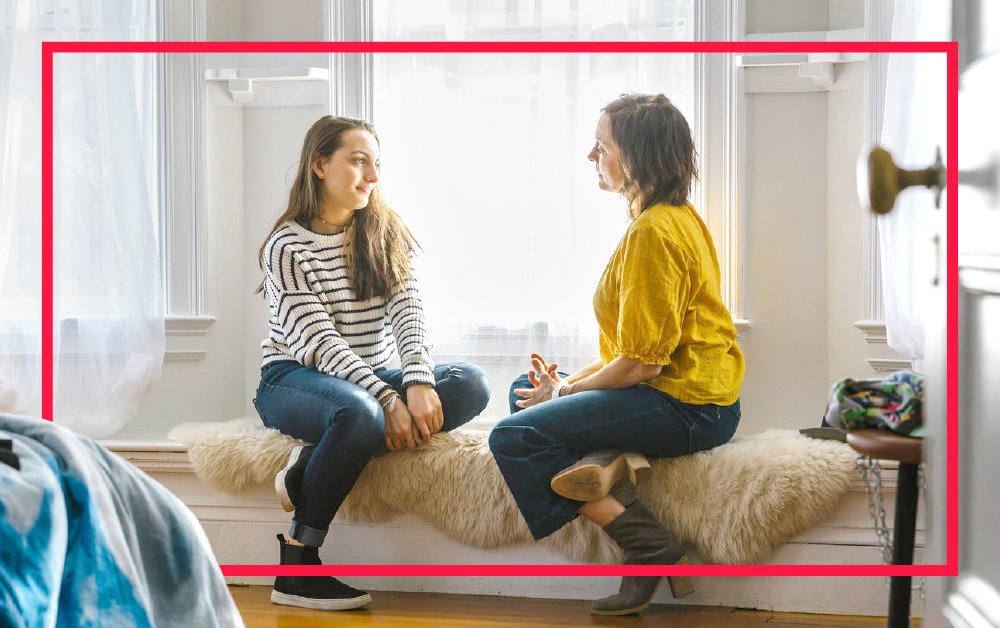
[168,418,856,565]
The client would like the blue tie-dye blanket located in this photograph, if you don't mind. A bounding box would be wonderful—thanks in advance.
[0,413,244,628]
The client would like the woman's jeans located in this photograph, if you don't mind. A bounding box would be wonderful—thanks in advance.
[254,360,490,547]
[489,372,740,541]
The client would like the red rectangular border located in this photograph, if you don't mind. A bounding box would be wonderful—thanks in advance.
[41,40,958,578]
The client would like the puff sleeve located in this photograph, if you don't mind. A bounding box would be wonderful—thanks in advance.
[610,224,692,365]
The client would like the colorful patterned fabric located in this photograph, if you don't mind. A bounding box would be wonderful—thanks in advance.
[822,370,925,437]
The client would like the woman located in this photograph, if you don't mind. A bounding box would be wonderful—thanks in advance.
[254,116,491,611]
[489,94,745,616]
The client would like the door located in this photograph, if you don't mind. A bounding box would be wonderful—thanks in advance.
[925,1,1000,625]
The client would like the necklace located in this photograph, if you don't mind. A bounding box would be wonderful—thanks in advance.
[316,215,349,229]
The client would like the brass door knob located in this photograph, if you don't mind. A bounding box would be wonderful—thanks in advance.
[863,146,945,214]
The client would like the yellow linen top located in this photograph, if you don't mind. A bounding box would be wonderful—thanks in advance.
[593,203,745,405]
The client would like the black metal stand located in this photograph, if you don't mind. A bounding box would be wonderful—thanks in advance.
[887,462,920,628]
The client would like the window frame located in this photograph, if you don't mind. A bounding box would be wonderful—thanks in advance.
[327,0,747,327]
[157,0,216,360]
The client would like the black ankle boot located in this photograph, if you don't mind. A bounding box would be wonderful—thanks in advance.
[591,502,694,616]
[271,534,372,611]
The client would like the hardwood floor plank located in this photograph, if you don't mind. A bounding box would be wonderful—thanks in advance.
[229,586,917,628]
[764,610,922,627]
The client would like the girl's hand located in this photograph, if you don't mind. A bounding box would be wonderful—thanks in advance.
[384,401,417,451]
[405,384,443,446]
[512,353,563,409]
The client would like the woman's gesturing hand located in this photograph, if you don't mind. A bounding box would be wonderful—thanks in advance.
[405,384,443,446]
[384,400,417,451]
[513,353,563,409]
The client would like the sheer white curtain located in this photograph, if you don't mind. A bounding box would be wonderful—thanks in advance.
[878,2,949,373]
[371,0,695,423]
[0,0,162,438]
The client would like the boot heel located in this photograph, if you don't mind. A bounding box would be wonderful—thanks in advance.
[623,452,652,485]
[666,556,694,598]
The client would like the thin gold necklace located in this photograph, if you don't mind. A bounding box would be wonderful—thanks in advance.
[316,215,349,229]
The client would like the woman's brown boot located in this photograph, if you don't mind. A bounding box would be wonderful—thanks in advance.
[591,501,694,616]
[550,450,651,501]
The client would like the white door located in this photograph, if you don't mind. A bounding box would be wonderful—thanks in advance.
[925,1,1000,625]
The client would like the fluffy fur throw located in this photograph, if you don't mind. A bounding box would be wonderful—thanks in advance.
[168,418,856,565]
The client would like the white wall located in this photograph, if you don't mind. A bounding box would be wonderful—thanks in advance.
[740,88,832,433]
[125,2,882,444]
[744,0,864,34]
[825,84,872,386]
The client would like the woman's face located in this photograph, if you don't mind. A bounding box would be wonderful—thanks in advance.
[313,129,380,212]
[587,113,624,194]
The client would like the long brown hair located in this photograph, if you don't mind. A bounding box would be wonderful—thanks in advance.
[256,116,420,300]
[602,93,699,218]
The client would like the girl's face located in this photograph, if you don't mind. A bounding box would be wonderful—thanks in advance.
[313,129,381,213]
[586,113,624,194]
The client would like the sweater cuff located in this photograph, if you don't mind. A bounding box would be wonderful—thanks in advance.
[369,380,395,401]
[400,355,435,388]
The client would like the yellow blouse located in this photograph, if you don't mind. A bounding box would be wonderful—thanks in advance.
[593,203,745,405]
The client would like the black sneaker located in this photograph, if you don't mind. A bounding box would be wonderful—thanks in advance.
[275,445,315,512]
[272,535,372,611]
[272,576,372,611]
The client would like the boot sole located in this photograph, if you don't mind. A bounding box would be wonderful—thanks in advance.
[590,576,665,616]
[275,445,305,512]
[550,452,652,501]
[271,589,372,611]
[589,557,694,616]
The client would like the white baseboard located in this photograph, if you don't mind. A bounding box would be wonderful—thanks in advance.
[108,442,926,618]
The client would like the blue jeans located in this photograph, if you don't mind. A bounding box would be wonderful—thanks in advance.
[254,360,490,547]
[488,373,740,541]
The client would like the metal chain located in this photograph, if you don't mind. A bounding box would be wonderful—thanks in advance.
[856,454,927,596]
[856,454,893,567]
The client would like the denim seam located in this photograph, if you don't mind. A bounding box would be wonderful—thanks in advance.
[527,498,584,541]
[686,414,705,454]
[262,380,381,406]
[529,400,684,455]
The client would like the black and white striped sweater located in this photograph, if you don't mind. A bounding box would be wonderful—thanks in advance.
[260,220,434,399]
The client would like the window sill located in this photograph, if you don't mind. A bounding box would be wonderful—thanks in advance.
[165,315,216,361]
[853,320,913,372]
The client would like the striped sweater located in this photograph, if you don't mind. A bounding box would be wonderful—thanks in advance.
[260,219,435,399]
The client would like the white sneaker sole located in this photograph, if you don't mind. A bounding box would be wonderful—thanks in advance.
[275,445,305,512]
[271,589,372,611]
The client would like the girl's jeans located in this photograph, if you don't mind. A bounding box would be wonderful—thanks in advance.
[254,360,490,547]
[488,372,739,540]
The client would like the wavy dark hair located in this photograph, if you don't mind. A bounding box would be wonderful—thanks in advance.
[602,93,699,218]
[256,116,420,300]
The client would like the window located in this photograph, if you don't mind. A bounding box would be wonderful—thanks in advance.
[328,0,720,424]
[0,0,168,430]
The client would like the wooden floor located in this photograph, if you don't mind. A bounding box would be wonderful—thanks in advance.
[230,585,920,628]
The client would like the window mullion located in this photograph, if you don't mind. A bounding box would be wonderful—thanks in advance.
[328,0,374,119]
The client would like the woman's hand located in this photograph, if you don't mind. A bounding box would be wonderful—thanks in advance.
[384,400,417,451]
[405,384,443,446]
[513,353,563,409]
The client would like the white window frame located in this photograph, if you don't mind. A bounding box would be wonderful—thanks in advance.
[696,0,745,326]
[158,0,216,360]
[853,0,913,371]
[326,0,749,333]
